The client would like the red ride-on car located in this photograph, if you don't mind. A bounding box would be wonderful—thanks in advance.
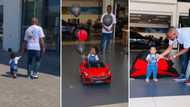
[80,59,112,85]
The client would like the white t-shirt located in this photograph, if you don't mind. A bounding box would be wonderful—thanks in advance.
[169,28,190,48]
[101,12,116,33]
[9,56,21,65]
[24,25,45,51]
[146,54,159,63]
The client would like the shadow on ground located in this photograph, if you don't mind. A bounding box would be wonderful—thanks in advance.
[0,50,60,77]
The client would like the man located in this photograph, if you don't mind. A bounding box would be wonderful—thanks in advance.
[100,5,116,53]
[159,27,190,84]
[21,17,45,79]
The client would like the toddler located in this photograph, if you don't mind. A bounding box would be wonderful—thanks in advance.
[145,46,159,83]
[87,47,99,67]
[9,52,21,78]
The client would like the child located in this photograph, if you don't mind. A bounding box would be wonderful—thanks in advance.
[87,47,99,67]
[9,52,21,78]
[145,46,159,83]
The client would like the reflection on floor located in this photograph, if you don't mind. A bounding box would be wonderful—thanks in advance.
[130,78,190,98]
[130,95,190,107]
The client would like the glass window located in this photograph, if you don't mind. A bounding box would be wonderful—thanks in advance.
[21,0,60,51]
[0,5,3,49]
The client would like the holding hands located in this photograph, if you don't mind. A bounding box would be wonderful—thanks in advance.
[168,55,177,60]
[157,54,177,61]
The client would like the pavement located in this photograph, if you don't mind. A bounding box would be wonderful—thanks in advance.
[0,50,60,107]
[62,43,128,107]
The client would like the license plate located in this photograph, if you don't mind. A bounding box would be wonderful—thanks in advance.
[95,81,104,83]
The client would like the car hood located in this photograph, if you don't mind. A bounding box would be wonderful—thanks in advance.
[85,68,109,77]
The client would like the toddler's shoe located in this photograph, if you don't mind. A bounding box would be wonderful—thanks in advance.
[153,78,158,82]
[12,73,16,79]
[32,73,39,79]
[145,79,150,83]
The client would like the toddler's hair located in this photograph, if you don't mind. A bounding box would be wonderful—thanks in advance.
[149,45,157,50]
[8,48,12,53]
[89,46,99,54]
[10,52,16,59]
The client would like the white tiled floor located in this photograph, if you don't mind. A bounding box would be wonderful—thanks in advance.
[130,95,190,107]
[92,103,128,107]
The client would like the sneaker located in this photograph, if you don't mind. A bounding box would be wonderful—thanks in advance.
[145,79,150,83]
[173,77,186,82]
[185,80,190,86]
[32,73,39,79]
[12,73,17,79]
[153,78,158,82]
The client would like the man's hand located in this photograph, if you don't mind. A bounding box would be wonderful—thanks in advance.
[20,41,27,56]
[40,38,45,54]
[42,48,46,54]
[157,54,164,59]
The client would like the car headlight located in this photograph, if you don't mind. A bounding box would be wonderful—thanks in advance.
[108,72,111,76]
[84,72,88,76]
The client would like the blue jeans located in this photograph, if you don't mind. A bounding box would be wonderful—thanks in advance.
[146,63,158,79]
[10,67,17,75]
[100,33,112,52]
[27,50,41,77]
[179,52,189,78]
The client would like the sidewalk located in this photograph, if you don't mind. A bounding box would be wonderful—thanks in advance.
[0,50,60,107]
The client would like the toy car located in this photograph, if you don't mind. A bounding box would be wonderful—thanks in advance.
[80,59,112,85]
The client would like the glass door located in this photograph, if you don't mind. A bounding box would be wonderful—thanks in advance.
[21,0,60,51]
[0,5,3,49]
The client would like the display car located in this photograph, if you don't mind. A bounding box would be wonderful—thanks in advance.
[80,59,112,85]
[130,51,178,78]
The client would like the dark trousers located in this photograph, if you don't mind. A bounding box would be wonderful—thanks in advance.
[10,68,17,75]
[100,33,113,52]
[179,44,190,78]
[27,50,41,76]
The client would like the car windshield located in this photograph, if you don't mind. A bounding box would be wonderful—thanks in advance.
[86,62,105,68]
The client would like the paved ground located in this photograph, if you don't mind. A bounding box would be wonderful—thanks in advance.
[0,50,60,107]
[62,43,128,107]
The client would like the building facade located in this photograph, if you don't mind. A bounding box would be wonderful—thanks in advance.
[62,0,114,23]
[1,0,60,52]
[130,0,190,29]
